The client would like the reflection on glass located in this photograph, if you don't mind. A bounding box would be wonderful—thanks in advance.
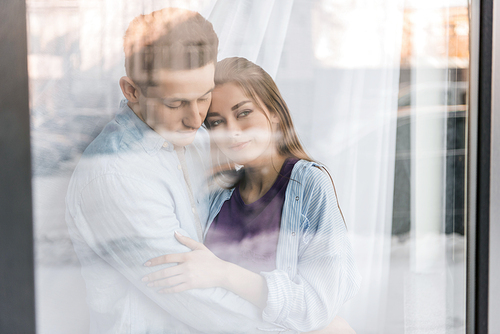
[389,1,467,333]
[29,0,468,333]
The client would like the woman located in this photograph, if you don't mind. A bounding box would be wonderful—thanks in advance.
[143,57,361,332]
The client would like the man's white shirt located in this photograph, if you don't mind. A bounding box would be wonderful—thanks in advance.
[65,100,290,334]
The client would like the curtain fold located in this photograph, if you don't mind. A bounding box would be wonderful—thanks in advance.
[206,0,295,78]
[207,1,404,331]
[269,1,404,332]
[30,1,403,333]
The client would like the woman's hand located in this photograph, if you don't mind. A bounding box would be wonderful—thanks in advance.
[142,231,229,293]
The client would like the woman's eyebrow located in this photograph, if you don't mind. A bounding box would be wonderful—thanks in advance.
[206,111,220,117]
[231,101,251,111]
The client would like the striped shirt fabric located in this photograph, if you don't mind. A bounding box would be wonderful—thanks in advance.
[208,159,362,332]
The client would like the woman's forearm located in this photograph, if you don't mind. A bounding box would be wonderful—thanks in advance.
[142,233,270,309]
[220,261,268,309]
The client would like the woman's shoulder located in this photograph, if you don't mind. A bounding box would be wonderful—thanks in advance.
[209,181,236,205]
[286,160,344,234]
[209,183,233,201]
[291,159,334,190]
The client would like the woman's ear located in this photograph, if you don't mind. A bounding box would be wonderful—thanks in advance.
[119,77,141,103]
[270,113,280,124]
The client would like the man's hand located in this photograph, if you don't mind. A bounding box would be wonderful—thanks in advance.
[142,231,228,293]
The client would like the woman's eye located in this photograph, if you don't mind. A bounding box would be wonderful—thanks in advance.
[238,109,252,117]
[209,119,223,127]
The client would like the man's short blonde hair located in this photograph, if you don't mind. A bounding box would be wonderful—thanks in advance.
[124,8,218,92]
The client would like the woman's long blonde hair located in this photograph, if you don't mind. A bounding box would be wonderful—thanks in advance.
[205,57,313,162]
[206,57,346,226]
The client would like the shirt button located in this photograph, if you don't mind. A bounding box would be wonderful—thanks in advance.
[295,196,299,201]
[177,165,182,170]
[162,142,169,148]
[292,232,296,236]
[192,207,196,213]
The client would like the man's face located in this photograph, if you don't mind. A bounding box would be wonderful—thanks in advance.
[137,63,215,148]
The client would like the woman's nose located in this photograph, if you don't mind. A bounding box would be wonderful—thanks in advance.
[225,119,241,137]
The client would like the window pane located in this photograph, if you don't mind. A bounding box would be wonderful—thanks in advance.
[389,2,468,333]
[29,0,468,333]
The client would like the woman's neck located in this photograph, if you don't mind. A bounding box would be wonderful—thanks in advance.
[239,154,288,205]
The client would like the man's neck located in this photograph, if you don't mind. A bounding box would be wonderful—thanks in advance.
[175,146,186,155]
[128,101,146,123]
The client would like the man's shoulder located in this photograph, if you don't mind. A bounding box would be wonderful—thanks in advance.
[82,101,153,158]
[83,117,139,157]
[68,118,151,192]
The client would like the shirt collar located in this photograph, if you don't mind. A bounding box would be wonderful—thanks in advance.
[115,99,174,154]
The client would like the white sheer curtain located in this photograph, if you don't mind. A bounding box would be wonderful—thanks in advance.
[30,1,403,333]
[205,1,404,332]
[205,0,294,78]
[291,2,404,333]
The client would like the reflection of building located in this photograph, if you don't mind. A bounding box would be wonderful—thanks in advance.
[400,7,469,68]
[393,7,469,237]
[27,0,209,176]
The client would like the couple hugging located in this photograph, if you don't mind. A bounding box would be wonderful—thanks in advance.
[66,7,361,334]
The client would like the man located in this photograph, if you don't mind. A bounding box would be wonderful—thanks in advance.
[66,8,288,333]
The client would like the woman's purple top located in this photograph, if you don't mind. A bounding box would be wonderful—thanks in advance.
[204,158,299,273]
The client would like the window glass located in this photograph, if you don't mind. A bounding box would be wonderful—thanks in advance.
[29,0,468,333]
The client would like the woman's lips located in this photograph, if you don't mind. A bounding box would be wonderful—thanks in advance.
[229,141,250,151]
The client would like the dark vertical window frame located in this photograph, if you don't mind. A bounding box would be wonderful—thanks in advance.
[475,0,492,332]
[467,0,492,333]
[0,0,36,333]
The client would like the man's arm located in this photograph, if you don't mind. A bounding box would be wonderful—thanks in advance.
[70,173,287,334]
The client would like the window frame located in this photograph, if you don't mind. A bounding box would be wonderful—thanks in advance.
[0,0,36,332]
[0,0,494,333]
[467,0,493,333]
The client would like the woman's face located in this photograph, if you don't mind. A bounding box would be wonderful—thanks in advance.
[206,82,279,166]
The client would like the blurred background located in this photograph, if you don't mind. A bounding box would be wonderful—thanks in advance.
[28,0,469,333]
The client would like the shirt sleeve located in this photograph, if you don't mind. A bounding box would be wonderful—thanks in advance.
[260,166,361,332]
[69,173,289,334]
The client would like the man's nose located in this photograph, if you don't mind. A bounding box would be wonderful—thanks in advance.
[183,102,202,128]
